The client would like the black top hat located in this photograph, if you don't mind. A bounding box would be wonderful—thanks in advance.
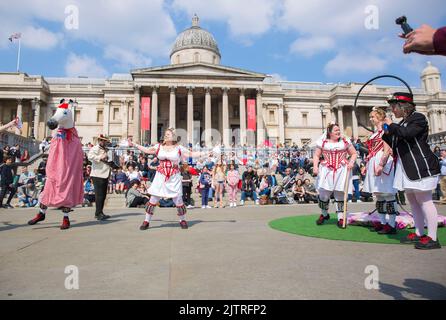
[387,92,415,106]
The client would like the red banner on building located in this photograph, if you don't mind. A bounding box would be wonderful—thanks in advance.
[247,99,256,131]
[141,97,151,131]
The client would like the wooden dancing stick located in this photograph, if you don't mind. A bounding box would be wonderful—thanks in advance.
[342,166,351,229]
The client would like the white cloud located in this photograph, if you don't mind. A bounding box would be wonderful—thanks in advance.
[324,52,387,76]
[65,53,108,78]
[290,36,335,57]
[172,0,281,37]
[0,0,177,71]
[21,26,63,50]
[104,46,152,69]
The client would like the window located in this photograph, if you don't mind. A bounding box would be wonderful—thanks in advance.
[74,110,81,122]
[176,55,180,64]
[194,52,200,63]
[302,113,308,126]
[130,107,134,121]
[322,114,326,127]
[284,111,289,125]
[233,105,239,118]
[113,108,119,120]
[97,110,103,122]
[110,136,120,144]
[269,110,275,122]
[213,55,217,64]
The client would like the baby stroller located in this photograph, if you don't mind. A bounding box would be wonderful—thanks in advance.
[271,174,296,204]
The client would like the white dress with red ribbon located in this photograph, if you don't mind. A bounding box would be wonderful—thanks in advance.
[148,144,187,198]
[315,138,353,193]
[362,130,396,194]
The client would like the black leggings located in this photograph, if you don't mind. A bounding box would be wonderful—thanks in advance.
[0,185,16,205]
[129,196,149,208]
[183,185,192,206]
[92,177,108,216]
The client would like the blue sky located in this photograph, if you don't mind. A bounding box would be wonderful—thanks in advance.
[0,0,445,89]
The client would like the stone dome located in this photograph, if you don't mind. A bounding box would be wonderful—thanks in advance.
[422,61,440,76]
[170,15,221,59]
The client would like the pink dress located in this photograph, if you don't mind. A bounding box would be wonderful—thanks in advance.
[40,128,84,208]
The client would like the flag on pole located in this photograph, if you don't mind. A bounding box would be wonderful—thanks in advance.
[8,32,21,42]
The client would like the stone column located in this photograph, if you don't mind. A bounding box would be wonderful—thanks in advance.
[428,110,436,133]
[122,99,129,139]
[222,87,230,147]
[337,106,344,133]
[133,85,141,143]
[330,107,336,123]
[436,109,442,132]
[278,103,285,144]
[256,88,264,145]
[17,99,23,120]
[169,86,176,128]
[151,86,159,144]
[351,106,358,139]
[205,87,212,147]
[239,88,246,146]
[103,99,110,135]
[32,98,41,139]
[187,86,194,144]
[441,110,446,132]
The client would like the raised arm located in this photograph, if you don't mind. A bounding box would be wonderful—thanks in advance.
[128,139,157,155]
[0,118,18,132]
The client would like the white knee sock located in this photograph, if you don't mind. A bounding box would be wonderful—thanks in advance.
[178,215,186,222]
[388,214,396,228]
[145,213,152,223]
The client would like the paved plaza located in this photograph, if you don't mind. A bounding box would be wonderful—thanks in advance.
[1,202,445,300]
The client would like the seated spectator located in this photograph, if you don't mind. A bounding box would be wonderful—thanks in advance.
[115,168,128,194]
[148,157,159,182]
[17,180,39,207]
[292,179,306,204]
[138,157,149,178]
[126,180,150,208]
[240,176,259,205]
[258,175,271,197]
[18,166,36,187]
[295,168,311,183]
[83,177,95,206]
[303,179,318,203]
[126,165,141,183]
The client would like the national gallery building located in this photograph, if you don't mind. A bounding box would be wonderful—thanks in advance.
[0,15,444,147]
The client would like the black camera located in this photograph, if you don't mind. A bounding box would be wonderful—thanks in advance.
[395,16,413,35]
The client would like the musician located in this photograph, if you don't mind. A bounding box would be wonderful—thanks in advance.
[382,92,441,250]
[87,134,112,221]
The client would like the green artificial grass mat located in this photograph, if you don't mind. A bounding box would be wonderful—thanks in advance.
[269,214,446,245]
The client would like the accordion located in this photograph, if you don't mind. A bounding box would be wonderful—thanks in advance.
[106,149,121,170]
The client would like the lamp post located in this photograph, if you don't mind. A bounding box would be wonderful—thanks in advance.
[319,104,324,133]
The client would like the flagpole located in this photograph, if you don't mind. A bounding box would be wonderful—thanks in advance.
[16,37,21,72]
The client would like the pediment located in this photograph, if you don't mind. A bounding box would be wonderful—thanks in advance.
[131,63,265,80]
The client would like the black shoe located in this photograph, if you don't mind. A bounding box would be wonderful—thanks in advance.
[337,219,346,229]
[5,203,14,209]
[415,236,442,250]
[377,224,397,235]
[1,204,9,209]
[140,221,149,230]
[180,220,188,229]
[316,214,330,225]
[400,232,421,244]
[96,213,110,221]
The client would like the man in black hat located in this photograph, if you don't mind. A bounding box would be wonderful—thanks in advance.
[382,92,441,250]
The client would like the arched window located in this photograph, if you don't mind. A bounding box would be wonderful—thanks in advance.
[176,55,180,64]
[213,55,216,64]
[194,52,200,63]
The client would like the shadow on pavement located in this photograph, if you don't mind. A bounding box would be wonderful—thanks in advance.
[148,219,237,229]
[380,279,446,300]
